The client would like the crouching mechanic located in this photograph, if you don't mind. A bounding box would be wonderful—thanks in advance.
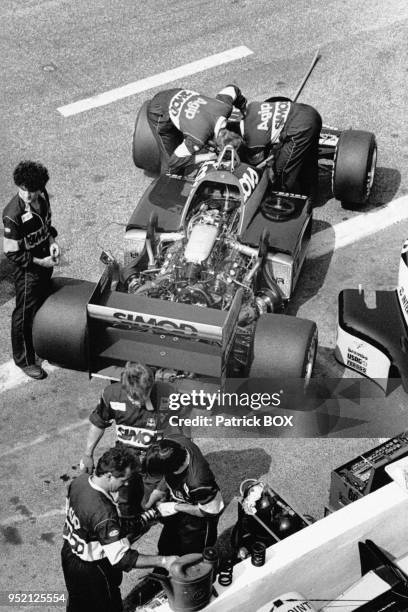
[62,447,178,612]
[146,85,247,174]
[2,161,60,379]
[80,362,190,531]
[144,435,224,556]
[241,98,322,199]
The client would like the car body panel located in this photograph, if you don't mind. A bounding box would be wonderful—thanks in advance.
[336,240,408,392]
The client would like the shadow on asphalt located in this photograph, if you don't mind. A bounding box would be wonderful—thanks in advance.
[288,165,401,317]
[362,166,402,211]
[0,254,14,306]
[205,447,272,507]
[313,165,401,210]
[289,219,334,317]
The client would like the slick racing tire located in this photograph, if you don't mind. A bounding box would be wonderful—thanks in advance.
[249,314,317,382]
[33,277,95,371]
[332,130,377,208]
[132,100,162,175]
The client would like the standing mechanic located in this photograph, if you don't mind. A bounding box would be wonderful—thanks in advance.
[62,447,178,612]
[147,85,247,174]
[80,362,190,528]
[144,435,224,556]
[241,97,322,198]
[2,161,60,380]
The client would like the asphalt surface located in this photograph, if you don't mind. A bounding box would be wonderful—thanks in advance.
[1,0,408,606]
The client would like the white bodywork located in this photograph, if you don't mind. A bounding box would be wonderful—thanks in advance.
[335,324,391,390]
[397,239,408,327]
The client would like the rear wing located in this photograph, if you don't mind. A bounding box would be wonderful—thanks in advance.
[86,275,243,380]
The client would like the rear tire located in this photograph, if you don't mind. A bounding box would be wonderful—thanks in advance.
[249,314,317,381]
[332,130,377,208]
[132,100,162,175]
[33,277,95,371]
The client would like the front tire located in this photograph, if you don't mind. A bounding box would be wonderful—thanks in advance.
[33,277,95,371]
[332,130,377,208]
[249,314,317,381]
[132,100,162,175]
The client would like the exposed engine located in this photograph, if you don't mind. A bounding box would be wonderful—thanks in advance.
[123,196,282,324]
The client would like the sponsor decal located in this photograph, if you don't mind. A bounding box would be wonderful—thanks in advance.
[192,160,214,187]
[116,424,157,447]
[399,287,408,315]
[319,132,338,147]
[67,505,81,530]
[110,402,126,411]
[21,212,33,223]
[398,244,408,323]
[184,96,208,120]
[112,311,198,336]
[238,166,260,202]
[270,100,291,142]
[346,347,368,375]
[24,225,50,249]
[257,102,274,131]
[285,603,313,612]
[169,90,197,119]
[272,100,291,130]
[63,507,86,555]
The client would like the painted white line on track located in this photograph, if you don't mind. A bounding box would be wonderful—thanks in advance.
[0,359,59,395]
[309,194,408,259]
[0,418,88,459]
[0,508,65,527]
[58,46,253,117]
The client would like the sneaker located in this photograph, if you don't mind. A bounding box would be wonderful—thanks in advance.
[21,365,47,380]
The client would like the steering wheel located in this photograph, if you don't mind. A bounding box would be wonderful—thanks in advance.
[261,195,296,221]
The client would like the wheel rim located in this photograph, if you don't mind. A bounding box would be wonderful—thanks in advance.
[304,333,317,385]
[366,145,377,197]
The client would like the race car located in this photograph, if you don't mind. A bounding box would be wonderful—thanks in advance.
[132,99,378,208]
[335,239,408,393]
[32,120,318,384]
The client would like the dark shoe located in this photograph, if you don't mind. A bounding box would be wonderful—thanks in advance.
[21,365,47,380]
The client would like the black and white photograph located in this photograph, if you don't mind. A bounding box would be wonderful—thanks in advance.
[1,1,408,610]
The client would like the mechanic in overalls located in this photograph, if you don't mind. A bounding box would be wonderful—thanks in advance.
[241,98,322,199]
[2,161,60,380]
[147,85,247,173]
[62,447,178,612]
[79,361,189,535]
[144,435,224,556]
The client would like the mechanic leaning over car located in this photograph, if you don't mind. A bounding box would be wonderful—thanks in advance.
[144,435,224,556]
[80,361,191,534]
[62,447,178,612]
[2,161,60,380]
[241,97,322,199]
[147,85,247,173]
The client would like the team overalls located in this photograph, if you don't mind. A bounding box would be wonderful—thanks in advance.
[2,190,57,368]
[242,99,322,197]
